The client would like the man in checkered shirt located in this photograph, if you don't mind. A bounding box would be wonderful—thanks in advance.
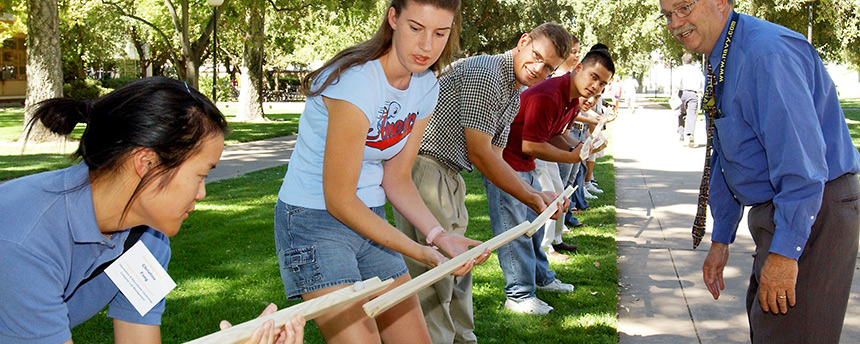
[392,23,573,342]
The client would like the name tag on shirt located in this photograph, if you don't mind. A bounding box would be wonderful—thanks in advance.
[105,241,176,316]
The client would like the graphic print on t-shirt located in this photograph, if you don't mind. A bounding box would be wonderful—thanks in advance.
[366,100,418,150]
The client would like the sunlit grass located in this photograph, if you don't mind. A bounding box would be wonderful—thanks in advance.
[845,109,860,152]
[841,98,860,109]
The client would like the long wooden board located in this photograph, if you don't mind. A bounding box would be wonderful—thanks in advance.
[362,221,534,318]
[184,277,393,344]
[363,185,574,318]
[526,185,577,236]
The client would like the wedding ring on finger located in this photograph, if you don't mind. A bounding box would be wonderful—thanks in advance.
[778,295,787,299]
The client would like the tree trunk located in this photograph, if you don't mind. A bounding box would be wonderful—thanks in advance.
[22,0,64,143]
[236,0,266,122]
[184,57,200,90]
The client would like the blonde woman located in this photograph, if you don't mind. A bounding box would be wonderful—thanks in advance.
[274,0,488,342]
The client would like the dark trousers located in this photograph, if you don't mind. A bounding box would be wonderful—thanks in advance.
[746,173,860,343]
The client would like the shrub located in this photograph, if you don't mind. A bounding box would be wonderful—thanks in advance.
[63,79,103,100]
[101,76,138,90]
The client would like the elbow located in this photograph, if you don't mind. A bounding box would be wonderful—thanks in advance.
[521,143,539,157]
[323,188,349,219]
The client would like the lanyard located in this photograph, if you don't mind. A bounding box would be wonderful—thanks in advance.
[714,11,739,103]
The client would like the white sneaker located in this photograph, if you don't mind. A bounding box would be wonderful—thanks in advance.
[504,297,554,315]
[584,189,598,199]
[687,135,696,148]
[537,278,575,293]
[585,182,604,194]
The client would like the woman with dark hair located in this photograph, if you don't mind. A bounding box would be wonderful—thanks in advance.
[0,77,303,344]
[274,0,489,342]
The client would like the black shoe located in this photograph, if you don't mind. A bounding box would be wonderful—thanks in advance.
[564,216,584,228]
[553,242,578,253]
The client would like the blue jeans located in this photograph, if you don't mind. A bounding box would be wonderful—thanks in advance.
[274,200,408,299]
[572,164,588,210]
[483,170,555,301]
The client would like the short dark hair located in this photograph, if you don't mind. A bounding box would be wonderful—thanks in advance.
[27,76,228,220]
[529,22,572,61]
[589,43,609,54]
[581,49,615,75]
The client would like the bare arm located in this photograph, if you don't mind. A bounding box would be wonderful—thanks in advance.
[558,129,580,147]
[114,319,160,344]
[522,137,584,164]
[465,128,562,219]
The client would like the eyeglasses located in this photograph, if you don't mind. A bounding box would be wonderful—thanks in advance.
[658,0,700,24]
[529,39,558,76]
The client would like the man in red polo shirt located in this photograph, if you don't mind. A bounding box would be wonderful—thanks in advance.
[485,49,615,315]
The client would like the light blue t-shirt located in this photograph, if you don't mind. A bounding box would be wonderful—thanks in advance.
[0,163,171,344]
[279,59,439,209]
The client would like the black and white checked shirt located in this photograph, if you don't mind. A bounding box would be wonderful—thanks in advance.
[418,51,521,172]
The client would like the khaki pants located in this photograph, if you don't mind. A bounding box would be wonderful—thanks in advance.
[746,173,860,343]
[393,154,475,344]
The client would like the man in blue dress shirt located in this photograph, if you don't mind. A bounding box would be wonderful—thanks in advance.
[659,0,860,342]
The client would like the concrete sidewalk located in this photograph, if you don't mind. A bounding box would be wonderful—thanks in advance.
[614,100,860,343]
[205,134,296,184]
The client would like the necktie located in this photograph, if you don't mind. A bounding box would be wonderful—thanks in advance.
[692,64,716,249]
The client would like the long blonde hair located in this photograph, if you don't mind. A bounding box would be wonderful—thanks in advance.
[301,0,461,97]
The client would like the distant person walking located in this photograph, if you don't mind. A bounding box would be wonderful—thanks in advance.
[622,72,639,111]
[659,0,860,342]
[675,53,704,147]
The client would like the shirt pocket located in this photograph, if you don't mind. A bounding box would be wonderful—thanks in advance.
[713,114,759,166]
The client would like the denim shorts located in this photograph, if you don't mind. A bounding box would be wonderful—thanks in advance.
[274,200,408,299]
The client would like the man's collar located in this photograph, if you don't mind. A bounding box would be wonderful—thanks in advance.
[501,50,517,91]
[707,10,738,68]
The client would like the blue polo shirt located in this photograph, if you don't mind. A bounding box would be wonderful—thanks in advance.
[706,12,860,259]
[0,163,171,344]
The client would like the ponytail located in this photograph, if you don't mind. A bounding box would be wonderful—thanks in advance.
[25,99,91,138]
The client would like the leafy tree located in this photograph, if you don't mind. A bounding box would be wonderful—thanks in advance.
[59,0,126,82]
[739,0,860,69]
[107,0,229,90]
[0,0,27,41]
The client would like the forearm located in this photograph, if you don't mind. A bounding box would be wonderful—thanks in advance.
[383,173,441,236]
[326,194,424,260]
[547,135,572,150]
[471,145,544,211]
[113,320,161,344]
[522,139,583,164]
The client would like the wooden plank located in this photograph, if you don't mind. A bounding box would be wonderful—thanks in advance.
[184,277,393,344]
[363,220,538,318]
[526,185,576,236]
[579,113,609,161]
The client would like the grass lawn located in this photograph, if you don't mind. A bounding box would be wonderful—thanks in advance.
[646,97,670,108]
[844,107,860,151]
[841,98,860,109]
[70,157,618,343]
[0,107,299,181]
